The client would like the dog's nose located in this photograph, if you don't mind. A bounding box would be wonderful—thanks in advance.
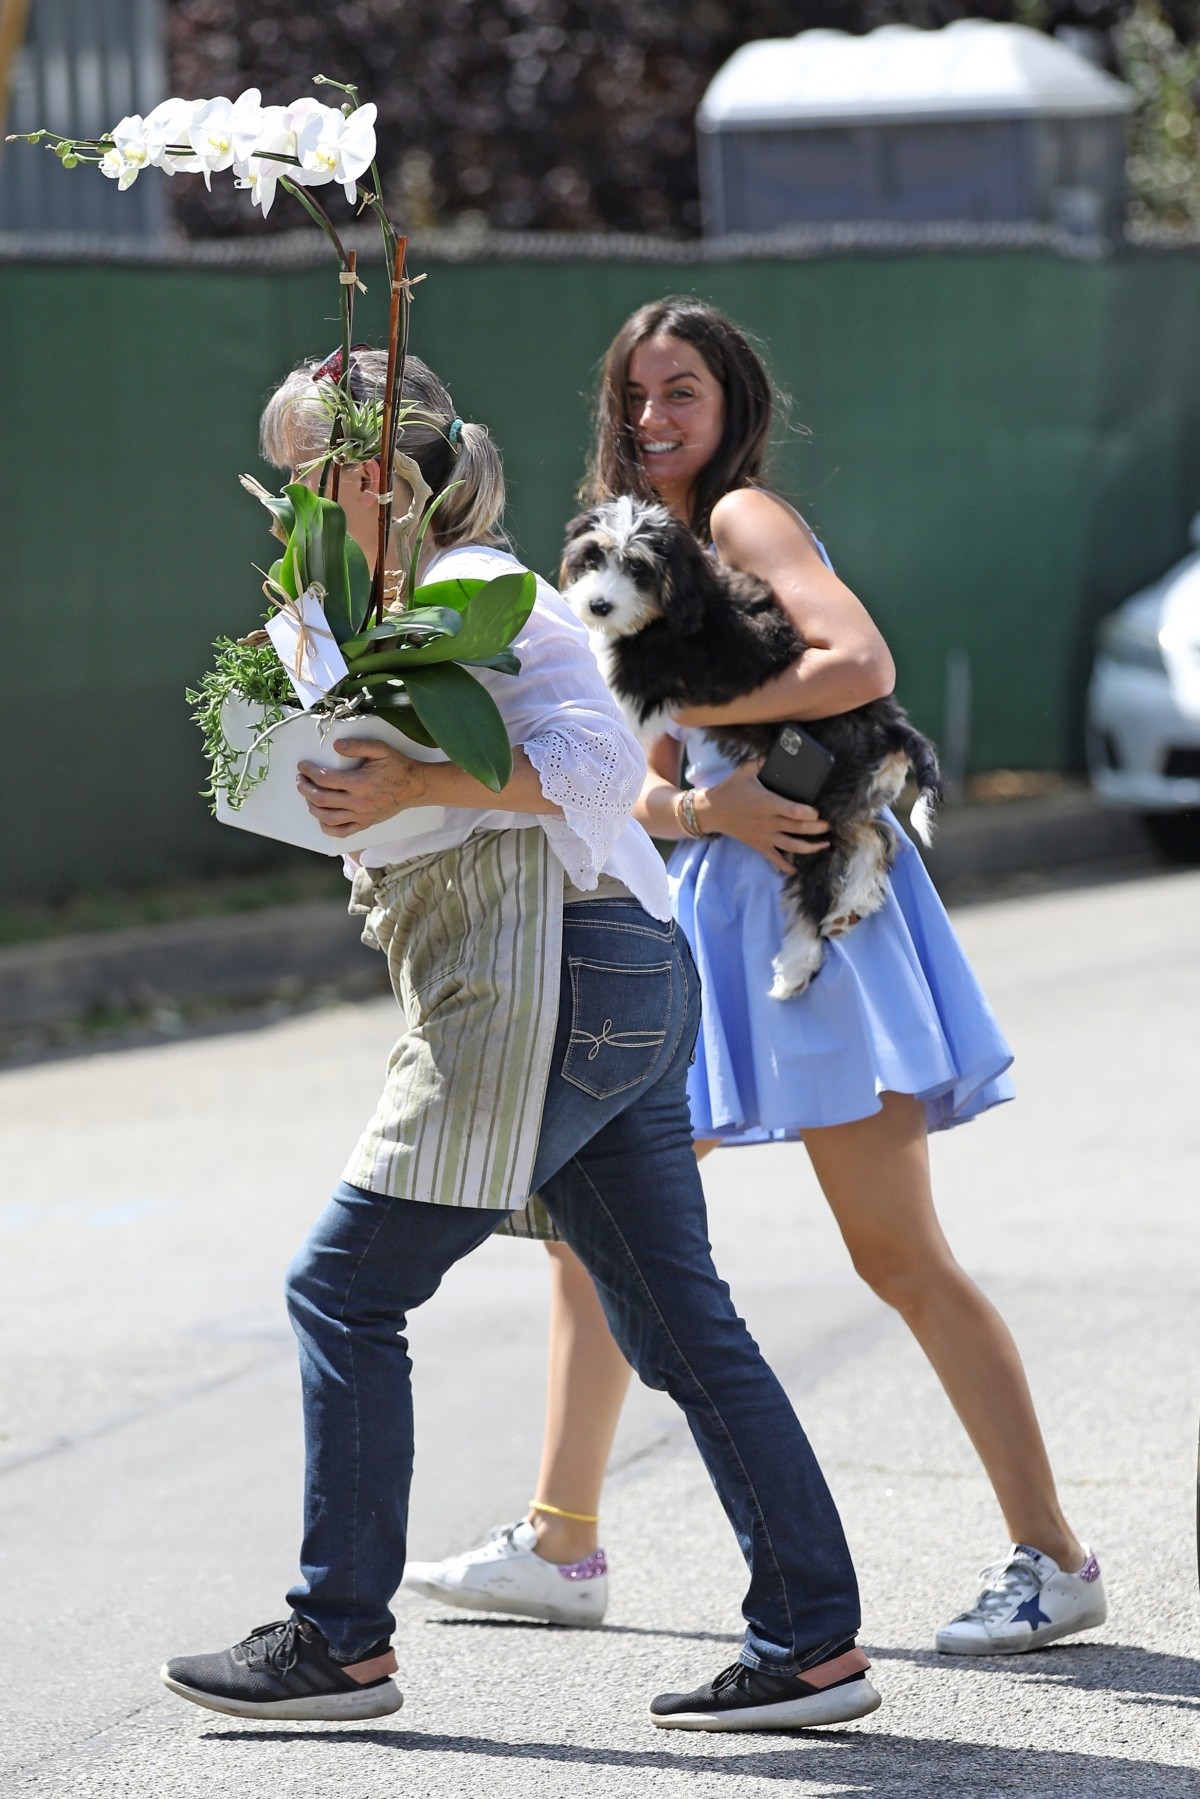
[588,599,613,617]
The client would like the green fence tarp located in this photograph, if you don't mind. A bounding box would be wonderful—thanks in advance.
[3,246,1199,900]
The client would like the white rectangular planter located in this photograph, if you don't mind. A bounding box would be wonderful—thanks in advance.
[214,698,446,856]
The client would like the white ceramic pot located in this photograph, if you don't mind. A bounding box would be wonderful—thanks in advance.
[214,697,447,856]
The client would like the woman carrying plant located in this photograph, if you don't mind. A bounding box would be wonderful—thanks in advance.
[160,347,882,1732]
[404,299,1106,1657]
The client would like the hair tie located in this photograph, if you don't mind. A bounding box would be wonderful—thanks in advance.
[447,417,464,448]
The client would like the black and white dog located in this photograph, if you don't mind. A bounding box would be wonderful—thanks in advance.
[561,495,942,998]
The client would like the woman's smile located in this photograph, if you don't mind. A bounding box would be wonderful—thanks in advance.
[625,333,725,515]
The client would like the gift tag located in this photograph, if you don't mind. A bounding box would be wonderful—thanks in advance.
[266,586,350,709]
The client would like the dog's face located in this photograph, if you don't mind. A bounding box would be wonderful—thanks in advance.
[561,496,703,638]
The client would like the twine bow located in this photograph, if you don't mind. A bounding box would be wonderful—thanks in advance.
[260,574,335,686]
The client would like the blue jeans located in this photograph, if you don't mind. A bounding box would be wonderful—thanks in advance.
[285,899,860,1673]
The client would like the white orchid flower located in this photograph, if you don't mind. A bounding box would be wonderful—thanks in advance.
[294,101,377,203]
[143,97,203,174]
[189,88,263,189]
[289,101,346,189]
[230,89,269,166]
[286,97,327,133]
[99,114,151,189]
[235,104,294,217]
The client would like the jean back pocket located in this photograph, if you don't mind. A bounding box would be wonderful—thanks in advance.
[562,956,673,1099]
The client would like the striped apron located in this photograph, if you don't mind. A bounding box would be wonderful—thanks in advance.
[343,828,563,1223]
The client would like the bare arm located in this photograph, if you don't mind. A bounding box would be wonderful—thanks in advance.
[633,734,688,840]
[297,739,563,838]
[633,733,829,876]
[673,488,895,729]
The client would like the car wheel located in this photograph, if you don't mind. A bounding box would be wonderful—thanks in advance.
[1143,811,1200,864]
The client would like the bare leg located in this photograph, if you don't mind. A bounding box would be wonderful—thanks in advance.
[529,1240,633,1563]
[528,1142,723,1563]
[802,1092,1085,1569]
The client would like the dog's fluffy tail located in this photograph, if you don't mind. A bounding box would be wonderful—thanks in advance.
[906,737,943,848]
[909,789,937,847]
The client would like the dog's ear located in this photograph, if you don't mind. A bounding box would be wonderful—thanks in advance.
[559,510,596,585]
[655,524,707,635]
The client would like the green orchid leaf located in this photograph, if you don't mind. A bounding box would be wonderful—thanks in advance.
[283,536,306,597]
[400,662,513,791]
[346,534,372,633]
[341,607,463,662]
[283,482,320,597]
[391,571,537,667]
[365,701,438,750]
[268,493,296,537]
[284,481,322,526]
[240,475,296,542]
[267,556,296,602]
[332,670,408,700]
[281,484,358,645]
[402,577,487,614]
[316,508,356,645]
[341,645,447,677]
[459,649,522,677]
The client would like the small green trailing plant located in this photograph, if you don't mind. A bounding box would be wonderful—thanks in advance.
[12,75,535,817]
[187,638,296,808]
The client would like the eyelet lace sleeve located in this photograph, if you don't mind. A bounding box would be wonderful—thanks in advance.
[525,720,644,890]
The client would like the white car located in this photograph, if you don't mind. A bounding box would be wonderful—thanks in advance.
[1086,523,1200,852]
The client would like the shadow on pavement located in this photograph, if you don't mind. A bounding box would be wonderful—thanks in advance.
[867,1640,1200,1710]
[423,1615,742,1647]
[200,1726,1198,1792]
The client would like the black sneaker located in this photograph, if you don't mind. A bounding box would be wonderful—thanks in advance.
[160,1615,403,1721]
[650,1644,881,1732]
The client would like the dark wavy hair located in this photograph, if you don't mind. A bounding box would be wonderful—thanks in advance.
[583,297,777,542]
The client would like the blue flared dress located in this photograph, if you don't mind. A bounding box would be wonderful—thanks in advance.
[668,729,1015,1145]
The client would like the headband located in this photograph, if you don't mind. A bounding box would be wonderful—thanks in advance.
[448,417,464,448]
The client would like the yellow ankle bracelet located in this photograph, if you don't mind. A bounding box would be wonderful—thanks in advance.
[529,1499,600,1525]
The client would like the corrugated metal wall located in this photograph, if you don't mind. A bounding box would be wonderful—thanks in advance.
[0,0,167,237]
[2,240,1199,901]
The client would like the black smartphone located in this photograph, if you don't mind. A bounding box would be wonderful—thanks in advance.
[757,722,835,805]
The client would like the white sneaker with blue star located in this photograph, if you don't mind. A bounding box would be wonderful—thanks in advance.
[935,1545,1107,1655]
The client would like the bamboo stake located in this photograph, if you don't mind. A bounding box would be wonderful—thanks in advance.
[370,235,410,626]
[329,247,357,504]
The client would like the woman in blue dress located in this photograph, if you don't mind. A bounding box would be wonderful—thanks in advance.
[404,298,1105,1655]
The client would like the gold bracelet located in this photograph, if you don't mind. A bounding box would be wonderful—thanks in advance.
[529,1499,601,1523]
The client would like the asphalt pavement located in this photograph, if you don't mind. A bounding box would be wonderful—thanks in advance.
[2,866,1198,1797]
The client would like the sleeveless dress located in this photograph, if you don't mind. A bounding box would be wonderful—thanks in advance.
[670,533,1014,1144]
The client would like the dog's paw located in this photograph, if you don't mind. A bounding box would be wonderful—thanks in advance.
[770,968,816,999]
[821,910,862,939]
[770,930,825,999]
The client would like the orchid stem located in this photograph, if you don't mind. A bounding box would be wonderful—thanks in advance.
[279,177,349,268]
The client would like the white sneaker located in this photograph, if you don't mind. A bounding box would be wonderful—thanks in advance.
[401,1519,608,1627]
[936,1544,1107,1655]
